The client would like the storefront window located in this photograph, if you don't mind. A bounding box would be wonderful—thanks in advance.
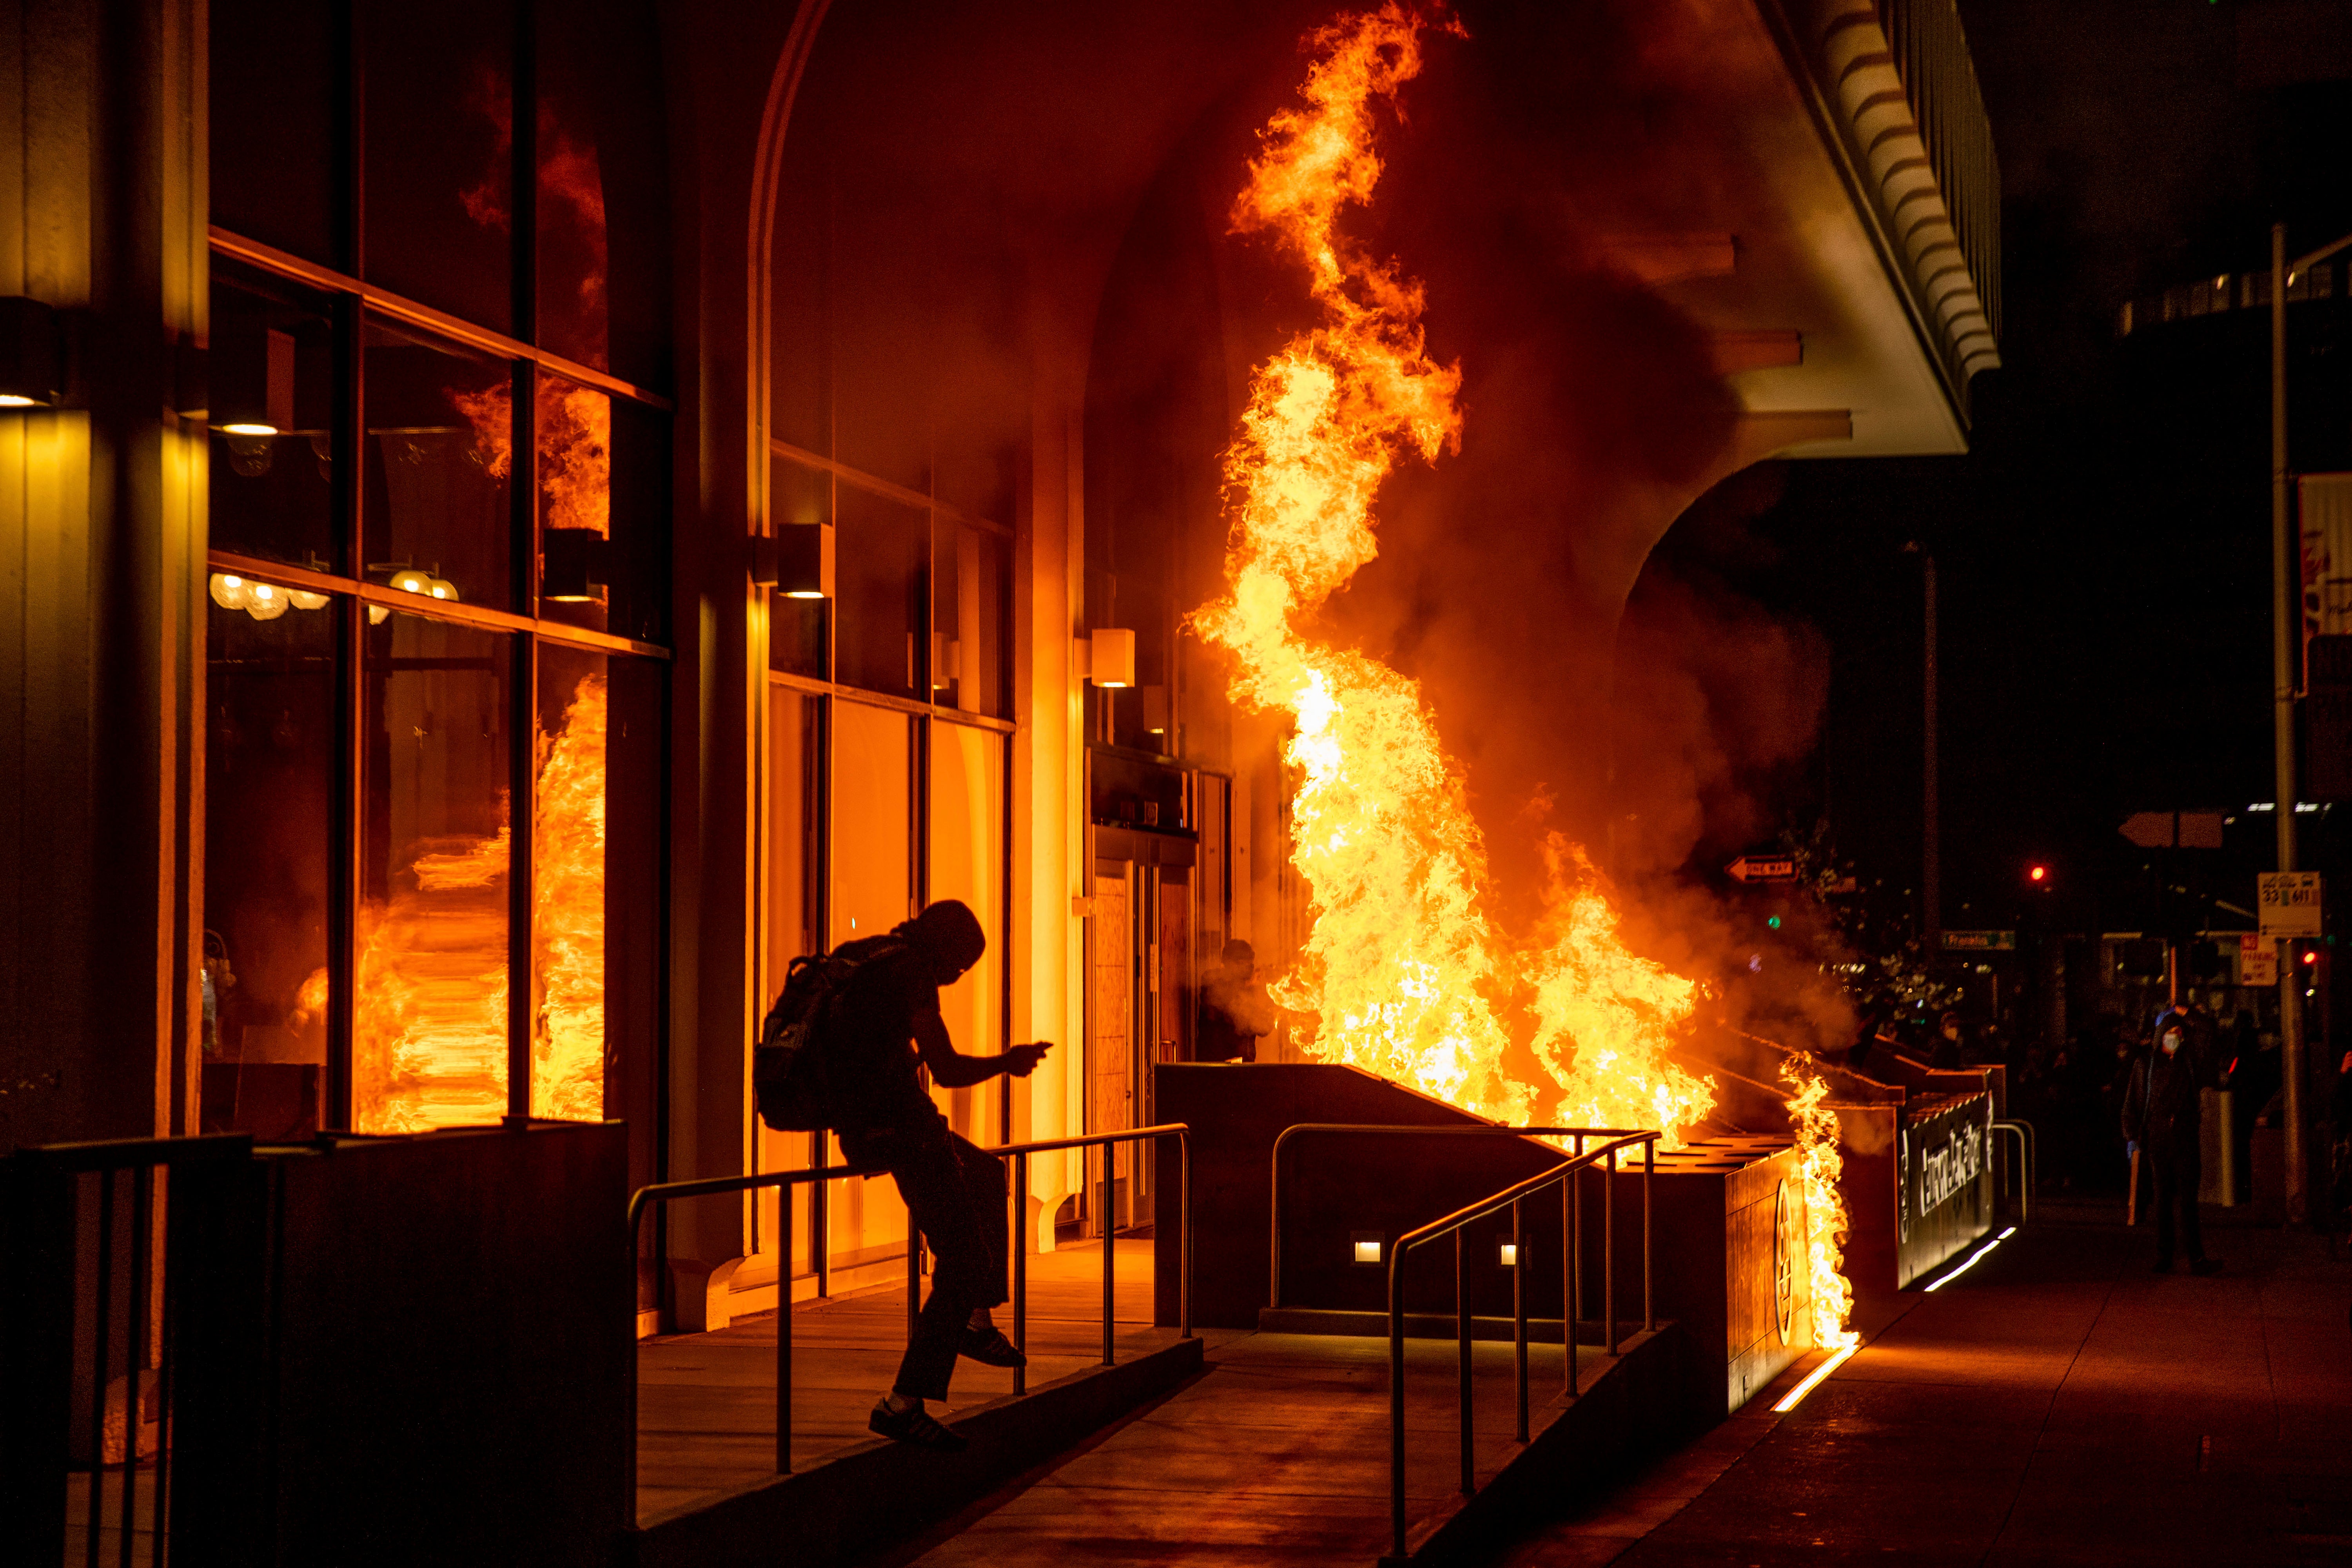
[211,263,340,572]
[201,591,337,1139]
[361,0,516,333]
[929,720,1005,1140]
[364,318,516,612]
[353,613,513,1134]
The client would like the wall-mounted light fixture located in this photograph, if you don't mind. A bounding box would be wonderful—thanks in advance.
[373,563,458,604]
[541,529,610,603]
[1351,1230,1385,1266]
[1497,1240,1519,1268]
[0,298,64,409]
[210,573,332,622]
[751,524,835,599]
[1086,627,1135,688]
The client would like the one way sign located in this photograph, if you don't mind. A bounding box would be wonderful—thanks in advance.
[1726,855,1797,883]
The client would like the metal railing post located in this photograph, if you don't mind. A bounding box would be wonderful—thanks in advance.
[123,1166,152,1558]
[1456,1229,1474,1495]
[89,1167,113,1564]
[1642,1138,1655,1334]
[1013,1151,1029,1397]
[906,1222,921,1342]
[1388,1249,1408,1562]
[813,1133,831,1298]
[777,1194,793,1474]
[1179,1133,1194,1338]
[1603,1148,1618,1357]
[1512,1197,1528,1443]
[1570,1135,1583,1397]
[1101,1141,1115,1365]
[150,1169,176,1568]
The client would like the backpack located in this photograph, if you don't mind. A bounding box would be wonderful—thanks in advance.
[752,938,902,1131]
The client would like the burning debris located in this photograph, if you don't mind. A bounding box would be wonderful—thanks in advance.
[1782,1054,1859,1350]
[1194,4,1712,1142]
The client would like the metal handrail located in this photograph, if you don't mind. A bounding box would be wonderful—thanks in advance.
[1383,1130,1661,1563]
[624,1122,1191,1483]
[1990,1118,2035,1223]
[1267,1123,1648,1311]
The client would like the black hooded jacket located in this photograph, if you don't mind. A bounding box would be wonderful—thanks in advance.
[2121,1012,2214,1157]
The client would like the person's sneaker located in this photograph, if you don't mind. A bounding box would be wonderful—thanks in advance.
[869,1399,967,1452]
[2189,1257,2224,1277]
[960,1325,1027,1368]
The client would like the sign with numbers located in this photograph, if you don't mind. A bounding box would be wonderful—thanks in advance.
[2258,871,2323,938]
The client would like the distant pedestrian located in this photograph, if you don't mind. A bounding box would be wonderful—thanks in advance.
[1929,1011,1965,1070]
[2122,1006,2222,1275]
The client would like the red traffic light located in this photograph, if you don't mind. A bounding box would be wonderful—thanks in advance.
[2028,864,2047,883]
[2303,951,2318,966]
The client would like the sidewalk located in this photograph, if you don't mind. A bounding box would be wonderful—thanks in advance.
[1505,1213,2352,1566]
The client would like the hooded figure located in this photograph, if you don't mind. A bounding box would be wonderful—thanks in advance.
[821,899,1054,1450]
[2122,1005,2221,1274]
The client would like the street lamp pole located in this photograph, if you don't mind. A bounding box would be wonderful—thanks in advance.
[2270,223,2305,1227]
[2267,221,2352,1226]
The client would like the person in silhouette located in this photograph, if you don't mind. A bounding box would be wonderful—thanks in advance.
[1197,939,1277,1062]
[2122,1005,2222,1275]
[827,899,1052,1450]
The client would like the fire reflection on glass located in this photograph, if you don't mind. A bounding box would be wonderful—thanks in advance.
[350,614,610,1132]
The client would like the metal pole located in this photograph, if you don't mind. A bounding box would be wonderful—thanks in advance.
[1512,1198,1528,1443]
[1924,552,1941,957]
[123,1168,151,1566]
[2274,220,2311,1228]
[89,1169,113,1568]
[1102,1141,1115,1365]
[1389,1252,1408,1562]
[1569,1136,1583,1397]
[777,1194,793,1474]
[1603,1149,1618,1357]
[1456,1230,1473,1495]
[906,1218,920,1343]
[1642,1140,1655,1334]
[1179,1134,1194,1338]
[1013,1151,1029,1397]
[813,1133,830,1298]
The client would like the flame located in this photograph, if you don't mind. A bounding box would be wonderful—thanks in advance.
[449,382,515,480]
[1194,5,1712,1141]
[532,673,609,1120]
[352,675,608,1132]
[538,380,612,537]
[1781,1054,1858,1351]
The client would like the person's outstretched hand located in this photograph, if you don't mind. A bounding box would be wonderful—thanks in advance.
[1003,1042,1053,1077]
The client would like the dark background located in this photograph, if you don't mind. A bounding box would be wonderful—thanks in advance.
[1645,0,2352,946]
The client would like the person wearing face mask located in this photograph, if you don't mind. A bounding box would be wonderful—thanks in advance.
[2122,1004,2223,1275]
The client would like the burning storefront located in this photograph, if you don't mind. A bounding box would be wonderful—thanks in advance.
[6,0,1995,1450]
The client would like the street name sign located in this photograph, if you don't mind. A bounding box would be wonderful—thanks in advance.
[1941,930,2016,951]
[2258,871,2323,938]
[1726,855,1797,883]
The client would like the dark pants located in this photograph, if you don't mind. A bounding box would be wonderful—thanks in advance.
[2149,1145,2205,1265]
[844,1125,1009,1402]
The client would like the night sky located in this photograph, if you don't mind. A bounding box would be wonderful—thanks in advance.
[1670,0,2352,945]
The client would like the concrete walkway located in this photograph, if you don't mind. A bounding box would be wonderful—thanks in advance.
[1505,1213,2352,1566]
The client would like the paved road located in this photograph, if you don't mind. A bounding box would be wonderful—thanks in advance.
[1506,1213,2352,1566]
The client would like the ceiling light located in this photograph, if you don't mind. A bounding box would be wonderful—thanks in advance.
[426,577,458,601]
[244,582,289,621]
[208,573,251,611]
[287,588,330,611]
[390,568,432,595]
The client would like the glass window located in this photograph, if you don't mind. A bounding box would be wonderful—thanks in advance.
[363,318,516,612]
[531,643,608,1122]
[361,0,517,332]
[536,0,668,387]
[759,689,824,1279]
[831,702,912,945]
[211,261,340,572]
[200,587,338,1140]
[210,0,341,266]
[933,521,1007,718]
[833,486,926,699]
[353,612,512,1133]
[929,720,1005,1142]
[538,384,666,643]
[769,457,831,679]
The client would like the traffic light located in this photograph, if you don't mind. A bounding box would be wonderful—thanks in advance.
[2027,863,2048,884]
[1766,915,1782,930]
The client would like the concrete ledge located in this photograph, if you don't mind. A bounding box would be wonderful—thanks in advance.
[1385,1323,1693,1566]
[623,1334,1205,1568]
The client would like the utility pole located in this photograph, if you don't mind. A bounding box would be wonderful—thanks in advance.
[1923,549,1941,960]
